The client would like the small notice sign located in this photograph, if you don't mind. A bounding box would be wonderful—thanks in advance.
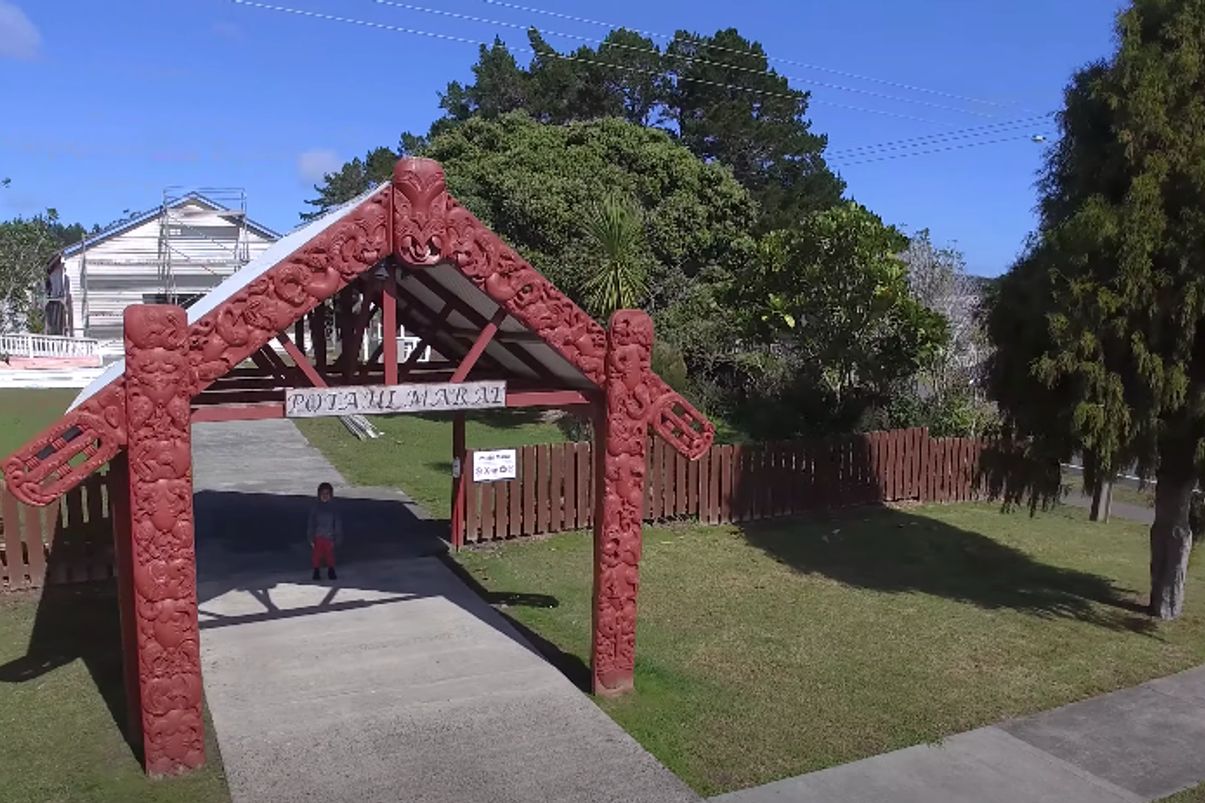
[285,381,506,418]
[473,449,517,482]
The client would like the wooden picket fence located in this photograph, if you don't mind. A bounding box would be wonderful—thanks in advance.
[461,427,984,545]
[0,472,117,591]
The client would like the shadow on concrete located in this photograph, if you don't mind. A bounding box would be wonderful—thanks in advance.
[436,553,591,693]
[0,581,142,761]
[192,488,564,664]
[737,507,1156,634]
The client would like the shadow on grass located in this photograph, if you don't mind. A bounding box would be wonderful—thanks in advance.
[0,581,141,760]
[737,507,1156,634]
[437,554,591,693]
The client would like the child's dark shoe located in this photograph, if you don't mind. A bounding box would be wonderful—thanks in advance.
[312,568,320,581]
[328,568,337,580]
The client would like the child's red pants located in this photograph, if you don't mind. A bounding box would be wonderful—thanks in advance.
[311,536,336,569]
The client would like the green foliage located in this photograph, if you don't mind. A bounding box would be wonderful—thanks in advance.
[421,112,757,316]
[868,387,1000,438]
[582,192,649,318]
[310,25,842,235]
[301,146,399,220]
[665,29,844,229]
[728,203,949,437]
[0,210,81,332]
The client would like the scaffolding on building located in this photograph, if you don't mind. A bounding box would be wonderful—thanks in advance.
[157,186,251,305]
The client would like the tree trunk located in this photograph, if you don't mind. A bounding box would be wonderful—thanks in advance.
[1090,478,1113,523]
[1150,457,1196,620]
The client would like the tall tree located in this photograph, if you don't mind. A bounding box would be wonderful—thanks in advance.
[666,29,843,229]
[902,230,985,395]
[305,25,844,230]
[301,146,399,220]
[440,38,530,125]
[987,0,1205,618]
[0,211,69,333]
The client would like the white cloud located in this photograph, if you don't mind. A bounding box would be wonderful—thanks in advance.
[297,149,342,183]
[0,1,40,60]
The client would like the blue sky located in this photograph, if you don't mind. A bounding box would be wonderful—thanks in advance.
[0,0,1123,275]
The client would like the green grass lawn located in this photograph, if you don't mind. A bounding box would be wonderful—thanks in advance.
[0,585,229,803]
[457,503,1205,796]
[0,388,79,460]
[296,410,566,516]
[1163,784,1205,802]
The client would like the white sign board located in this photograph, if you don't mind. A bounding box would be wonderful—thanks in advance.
[473,449,518,482]
[285,381,506,418]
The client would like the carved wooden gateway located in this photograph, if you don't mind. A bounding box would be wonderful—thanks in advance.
[2,159,714,776]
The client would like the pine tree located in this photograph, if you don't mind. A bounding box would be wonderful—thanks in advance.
[988,0,1205,618]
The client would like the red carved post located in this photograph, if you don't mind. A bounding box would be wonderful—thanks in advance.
[123,304,205,775]
[591,310,654,696]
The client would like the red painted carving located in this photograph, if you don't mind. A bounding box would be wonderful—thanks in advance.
[2,381,127,506]
[187,187,390,387]
[123,305,204,776]
[591,310,654,695]
[392,158,608,387]
[648,376,715,461]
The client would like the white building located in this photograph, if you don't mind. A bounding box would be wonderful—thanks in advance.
[45,191,279,341]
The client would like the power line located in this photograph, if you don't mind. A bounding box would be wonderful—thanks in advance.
[828,115,1055,158]
[831,132,1052,167]
[370,0,995,118]
[231,0,963,125]
[480,0,1023,111]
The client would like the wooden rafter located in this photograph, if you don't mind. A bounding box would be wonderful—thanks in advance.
[452,307,506,383]
[402,268,559,383]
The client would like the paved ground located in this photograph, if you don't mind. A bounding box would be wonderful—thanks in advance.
[1061,489,1154,525]
[193,420,698,803]
[1060,465,1155,525]
[711,665,1205,803]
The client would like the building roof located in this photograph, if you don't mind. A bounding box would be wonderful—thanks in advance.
[57,192,281,261]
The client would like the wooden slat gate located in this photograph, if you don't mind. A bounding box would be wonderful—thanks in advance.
[0,472,117,591]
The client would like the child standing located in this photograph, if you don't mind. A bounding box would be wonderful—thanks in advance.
[308,482,343,581]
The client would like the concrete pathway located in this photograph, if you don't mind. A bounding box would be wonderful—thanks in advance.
[711,665,1205,803]
[1060,465,1155,525]
[193,420,698,803]
[1061,489,1155,525]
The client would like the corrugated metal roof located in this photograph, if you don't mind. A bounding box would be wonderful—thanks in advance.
[59,192,281,259]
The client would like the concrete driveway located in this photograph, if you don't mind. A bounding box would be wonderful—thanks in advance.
[192,420,698,803]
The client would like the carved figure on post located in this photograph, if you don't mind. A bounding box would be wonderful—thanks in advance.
[123,305,205,775]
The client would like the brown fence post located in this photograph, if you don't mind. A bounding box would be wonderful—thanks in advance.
[2,486,25,590]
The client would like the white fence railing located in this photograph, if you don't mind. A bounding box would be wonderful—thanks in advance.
[0,333,100,359]
[399,336,431,364]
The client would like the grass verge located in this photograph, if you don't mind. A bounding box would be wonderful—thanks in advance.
[457,503,1205,796]
[0,388,79,460]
